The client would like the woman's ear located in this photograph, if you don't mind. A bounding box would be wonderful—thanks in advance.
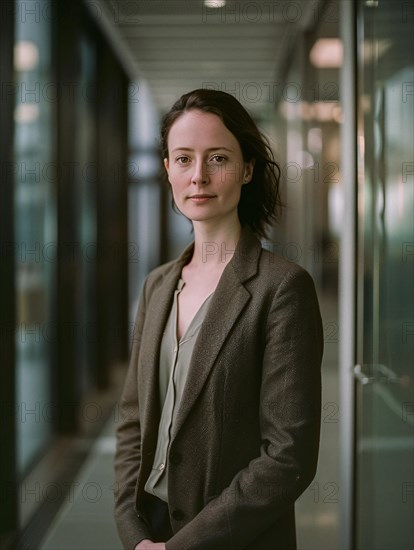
[164,158,170,181]
[244,159,255,182]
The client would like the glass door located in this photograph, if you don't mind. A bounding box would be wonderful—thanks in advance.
[355,1,414,548]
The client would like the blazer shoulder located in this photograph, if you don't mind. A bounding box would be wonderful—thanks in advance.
[258,246,315,290]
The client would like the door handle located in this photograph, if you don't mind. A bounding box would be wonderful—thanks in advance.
[353,364,374,385]
[353,363,402,385]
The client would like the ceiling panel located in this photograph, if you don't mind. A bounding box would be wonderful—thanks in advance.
[91,0,322,115]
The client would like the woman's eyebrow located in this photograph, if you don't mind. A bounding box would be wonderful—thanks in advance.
[171,147,234,153]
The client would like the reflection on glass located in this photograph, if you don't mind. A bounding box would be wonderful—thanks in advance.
[356,1,414,548]
[14,0,55,474]
[128,80,161,324]
[74,34,98,395]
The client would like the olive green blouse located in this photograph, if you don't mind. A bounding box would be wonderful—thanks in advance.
[144,277,215,503]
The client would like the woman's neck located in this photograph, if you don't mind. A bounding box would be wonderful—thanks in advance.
[188,220,242,271]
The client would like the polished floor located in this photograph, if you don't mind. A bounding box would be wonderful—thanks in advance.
[40,293,339,550]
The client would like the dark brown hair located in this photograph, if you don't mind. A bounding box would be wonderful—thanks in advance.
[161,88,282,239]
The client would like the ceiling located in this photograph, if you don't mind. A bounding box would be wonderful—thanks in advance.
[89,0,324,117]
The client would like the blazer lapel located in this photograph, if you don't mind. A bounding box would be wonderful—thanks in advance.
[139,240,195,443]
[172,225,262,440]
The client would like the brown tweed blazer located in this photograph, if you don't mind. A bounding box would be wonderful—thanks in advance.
[114,224,323,550]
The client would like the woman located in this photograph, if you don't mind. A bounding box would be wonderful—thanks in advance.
[114,89,323,550]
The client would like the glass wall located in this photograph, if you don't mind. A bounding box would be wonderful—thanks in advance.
[271,3,342,547]
[14,0,56,474]
[4,1,131,544]
[355,1,414,548]
[71,32,98,396]
[128,79,162,323]
[276,8,341,291]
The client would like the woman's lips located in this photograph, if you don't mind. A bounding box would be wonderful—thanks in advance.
[188,195,216,203]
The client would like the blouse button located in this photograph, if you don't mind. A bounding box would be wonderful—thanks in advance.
[159,463,165,471]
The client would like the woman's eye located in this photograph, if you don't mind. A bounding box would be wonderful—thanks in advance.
[210,155,226,163]
[176,156,190,164]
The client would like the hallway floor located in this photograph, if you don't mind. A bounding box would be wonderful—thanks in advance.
[296,292,340,549]
[40,417,122,550]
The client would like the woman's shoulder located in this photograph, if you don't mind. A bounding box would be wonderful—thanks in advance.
[253,245,319,304]
[221,224,318,298]
[258,245,311,281]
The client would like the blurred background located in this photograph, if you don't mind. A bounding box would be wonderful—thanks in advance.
[0,1,413,549]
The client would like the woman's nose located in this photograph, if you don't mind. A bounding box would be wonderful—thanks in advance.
[191,161,209,185]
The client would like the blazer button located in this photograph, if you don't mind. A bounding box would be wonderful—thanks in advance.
[172,509,184,521]
[169,452,182,465]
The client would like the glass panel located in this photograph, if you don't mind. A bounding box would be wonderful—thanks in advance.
[128,79,162,322]
[74,34,97,394]
[14,0,56,474]
[355,1,414,548]
[277,4,341,548]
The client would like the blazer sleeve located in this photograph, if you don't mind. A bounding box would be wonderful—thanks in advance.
[165,267,324,550]
[114,275,152,550]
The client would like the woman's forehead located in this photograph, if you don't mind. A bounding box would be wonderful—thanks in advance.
[167,109,240,150]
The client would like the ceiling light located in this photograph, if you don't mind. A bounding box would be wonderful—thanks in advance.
[310,39,343,69]
[280,100,342,122]
[14,41,39,71]
[14,103,39,123]
[204,0,226,8]
[313,101,339,121]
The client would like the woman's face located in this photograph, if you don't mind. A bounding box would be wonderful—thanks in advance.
[164,109,254,227]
